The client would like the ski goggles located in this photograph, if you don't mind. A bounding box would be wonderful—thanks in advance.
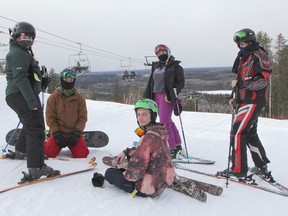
[233,31,247,43]
[134,127,145,137]
[155,44,168,54]
[62,71,77,79]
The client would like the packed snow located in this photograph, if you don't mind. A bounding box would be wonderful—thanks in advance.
[0,74,287,216]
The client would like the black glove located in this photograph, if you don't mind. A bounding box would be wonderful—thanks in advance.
[41,76,51,91]
[53,131,67,148]
[68,131,82,147]
[91,172,105,187]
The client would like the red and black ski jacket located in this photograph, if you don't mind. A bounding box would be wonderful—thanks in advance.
[235,48,272,104]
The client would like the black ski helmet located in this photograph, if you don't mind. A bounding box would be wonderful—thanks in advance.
[11,22,36,40]
[233,28,256,44]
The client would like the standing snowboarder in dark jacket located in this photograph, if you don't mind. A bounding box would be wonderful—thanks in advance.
[218,28,272,178]
[143,44,185,159]
[5,22,58,179]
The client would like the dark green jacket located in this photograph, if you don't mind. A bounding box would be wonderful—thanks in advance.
[5,44,41,110]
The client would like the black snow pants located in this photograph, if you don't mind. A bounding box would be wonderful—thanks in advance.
[6,92,45,168]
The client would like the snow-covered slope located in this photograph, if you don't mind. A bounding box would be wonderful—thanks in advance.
[0,75,287,216]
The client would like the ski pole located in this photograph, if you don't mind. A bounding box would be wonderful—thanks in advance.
[225,91,236,187]
[173,88,189,158]
[1,121,21,155]
[40,66,50,110]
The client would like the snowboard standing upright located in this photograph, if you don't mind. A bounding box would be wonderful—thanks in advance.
[102,156,223,202]
[6,129,109,148]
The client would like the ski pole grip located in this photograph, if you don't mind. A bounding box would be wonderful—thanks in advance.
[173,88,178,98]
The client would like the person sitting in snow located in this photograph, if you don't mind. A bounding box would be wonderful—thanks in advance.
[44,68,89,158]
[104,98,176,197]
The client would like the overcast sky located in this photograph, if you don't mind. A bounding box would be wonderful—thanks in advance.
[1,0,288,72]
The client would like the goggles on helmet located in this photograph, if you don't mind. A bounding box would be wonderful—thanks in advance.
[155,44,169,54]
[233,31,248,43]
[62,70,76,79]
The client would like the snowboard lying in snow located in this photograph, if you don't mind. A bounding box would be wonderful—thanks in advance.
[6,129,109,148]
[102,156,223,202]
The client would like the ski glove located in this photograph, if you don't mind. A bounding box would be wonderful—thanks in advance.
[68,131,82,147]
[53,131,68,148]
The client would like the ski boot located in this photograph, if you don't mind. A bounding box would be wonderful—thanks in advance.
[28,164,60,179]
[171,145,187,159]
[250,165,275,182]
[217,168,255,183]
[15,149,27,159]
[18,164,61,183]
[3,149,27,160]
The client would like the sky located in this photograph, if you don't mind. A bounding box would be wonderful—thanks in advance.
[1,0,288,73]
[1,74,288,216]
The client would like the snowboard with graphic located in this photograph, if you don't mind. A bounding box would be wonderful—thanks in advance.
[6,129,109,148]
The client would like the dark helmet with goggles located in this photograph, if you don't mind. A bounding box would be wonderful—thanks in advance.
[61,68,77,79]
[233,28,256,44]
[60,68,77,92]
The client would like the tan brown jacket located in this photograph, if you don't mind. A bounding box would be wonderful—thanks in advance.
[46,88,87,134]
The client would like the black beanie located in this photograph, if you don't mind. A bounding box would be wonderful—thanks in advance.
[92,172,105,187]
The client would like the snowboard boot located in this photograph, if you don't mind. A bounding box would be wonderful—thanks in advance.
[28,164,60,180]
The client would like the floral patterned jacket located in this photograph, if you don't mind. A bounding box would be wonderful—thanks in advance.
[124,124,176,197]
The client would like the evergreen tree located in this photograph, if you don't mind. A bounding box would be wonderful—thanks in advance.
[47,68,58,94]
[272,34,288,118]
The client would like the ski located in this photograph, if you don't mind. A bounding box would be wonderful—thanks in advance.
[0,157,97,194]
[175,175,223,196]
[0,150,70,161]
[173,163,288,197]
[169,180,207,202]
[249,167,288,193]
[172,156,215,165]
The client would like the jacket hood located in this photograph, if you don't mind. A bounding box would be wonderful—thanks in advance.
[146,123,167,142]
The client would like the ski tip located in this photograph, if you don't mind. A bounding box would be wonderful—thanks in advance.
[89,157,96,164]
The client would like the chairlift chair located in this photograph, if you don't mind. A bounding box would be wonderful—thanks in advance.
[68,43,90,75]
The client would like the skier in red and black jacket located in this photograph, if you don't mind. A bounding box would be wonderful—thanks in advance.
[219,28,272,178]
